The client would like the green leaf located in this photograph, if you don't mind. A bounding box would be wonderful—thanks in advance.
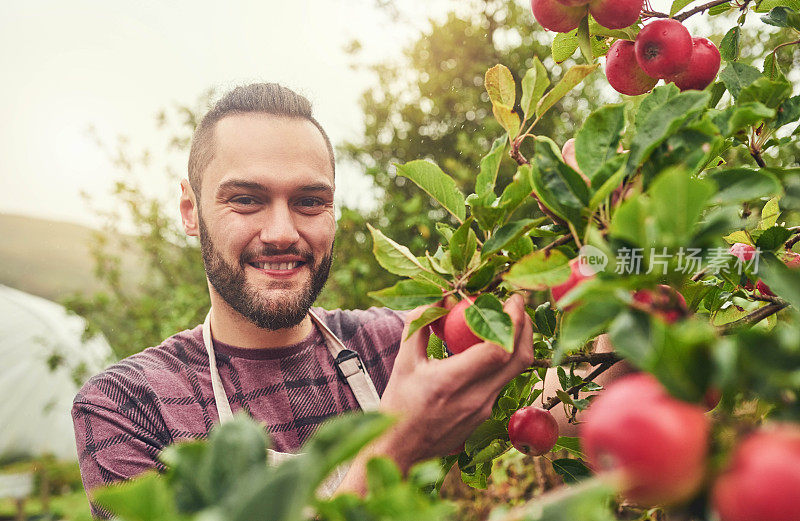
[558,299,623,358]
[476,137,506,197]
[534,301,558,337]
[626,90,711,174]
[521,57,550,120]
[504,248,571,291]
[635,84,679,129]
[575,104,626,181]
[485,64,517,108]
[739,77,792,109]
[531,139,591,226]
[710,102,776,136]
[428,333,446,358]
[760,197,781,230]
[708,168,782,204]
[649,168,715,246]
[368,279,444,309]
[757,253,800,307]
[762,53,787,82]
[465,294,515,352]
[553,436,584,458]
[482,219,539,259]
[756,0,800,12]
[493,103,522,139]
[709,2,733,15]
[368,224,446,285]
[588,155,626,210]
[552,458,592,484]
[755,226,793,251]
[536,64,599,119]
[761,6,800,29]
[719,62,762,100]
[465,419,509,454]
[407,306,449,338]
[670,0,695,15]
[775,95,800,129]
[719,26,741,61]
[609,196,650,246]
[395,160,466,222]
[93,472,188,521]
[552,30,579,63]
[512,477,616,521]
[450,218,478,272]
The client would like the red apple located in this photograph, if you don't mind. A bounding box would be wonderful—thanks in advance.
[606,40,659,96]
[712,424,800,521]
[632,284,689,323]
[634,19,693,79]
[508,406,559,456]
[555,0,591,5]
[729,242,756,262]
[443,296,483,354]
[551,257,595,307]
[430,294,458,339]
[669,37,721,91]
[580,373,709,506]
[589,0,644,30]
[531,0,587,33]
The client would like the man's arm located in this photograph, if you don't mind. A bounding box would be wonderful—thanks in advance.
[335,293,535,495]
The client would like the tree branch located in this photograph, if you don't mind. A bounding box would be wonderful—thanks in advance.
[542,361,617,410]
[715,302,789,335]
[674,0,735,21]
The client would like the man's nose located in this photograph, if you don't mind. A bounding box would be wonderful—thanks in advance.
[258,203,300,249]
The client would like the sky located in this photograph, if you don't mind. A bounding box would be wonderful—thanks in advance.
[0,0,714,230]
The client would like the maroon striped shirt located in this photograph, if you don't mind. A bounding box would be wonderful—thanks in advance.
[71,307,405,518]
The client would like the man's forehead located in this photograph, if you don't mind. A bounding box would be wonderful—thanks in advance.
[207,113,334,183]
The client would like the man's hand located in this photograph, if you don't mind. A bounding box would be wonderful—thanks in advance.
[374,293,534,472]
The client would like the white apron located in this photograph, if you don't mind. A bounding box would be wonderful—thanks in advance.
[201,309,381,496]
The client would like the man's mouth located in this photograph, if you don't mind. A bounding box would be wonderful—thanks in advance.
[248,261,305,271]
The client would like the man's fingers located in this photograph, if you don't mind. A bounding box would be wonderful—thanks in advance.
[393,305,433,373]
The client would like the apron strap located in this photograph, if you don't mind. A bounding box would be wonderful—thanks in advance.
[308,310,381,412]
[202,311,234,424]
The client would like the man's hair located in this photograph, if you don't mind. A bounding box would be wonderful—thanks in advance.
[187,83,335,196]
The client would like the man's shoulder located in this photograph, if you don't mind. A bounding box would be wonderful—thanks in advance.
[72,325,205,409]
[313,306,407,357]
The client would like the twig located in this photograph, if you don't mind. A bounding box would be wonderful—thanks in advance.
[541,234,574,254]
[674,0,736,21]
[691,269,709,282]
[529,351,621,369]
[715,302,789,335]
[542,361,617,410]
[751,148,767,168]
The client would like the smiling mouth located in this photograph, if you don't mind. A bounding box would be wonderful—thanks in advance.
[248,261,305,271]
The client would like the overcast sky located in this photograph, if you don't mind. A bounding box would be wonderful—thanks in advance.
[1,0,701,230]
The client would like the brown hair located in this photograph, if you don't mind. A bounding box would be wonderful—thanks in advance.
[187,83,335,196]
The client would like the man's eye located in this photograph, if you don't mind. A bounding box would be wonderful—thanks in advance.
[231,196,258,206]
[298,198,324,207]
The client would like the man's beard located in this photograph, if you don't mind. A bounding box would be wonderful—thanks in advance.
[198,214,332,331]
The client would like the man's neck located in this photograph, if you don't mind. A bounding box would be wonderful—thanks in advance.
[208,297,314,349]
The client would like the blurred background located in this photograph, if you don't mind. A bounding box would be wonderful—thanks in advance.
[0,0,795,519]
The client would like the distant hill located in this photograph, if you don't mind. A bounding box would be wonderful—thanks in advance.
[0,214,142,303]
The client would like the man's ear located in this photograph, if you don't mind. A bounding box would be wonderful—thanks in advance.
[180,179,199,237]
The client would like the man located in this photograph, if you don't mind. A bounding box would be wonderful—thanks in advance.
[72,83,536,518]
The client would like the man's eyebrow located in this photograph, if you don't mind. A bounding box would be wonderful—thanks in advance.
[216,180,334,195]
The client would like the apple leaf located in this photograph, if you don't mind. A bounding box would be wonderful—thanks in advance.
[427,333,446,359]
[368,280,444,310]
[710,102,776,137]
[93,471,189,521]
[535,64,599,119]
[723,230,752,245]
[405,306,450,339]
[719,62,762,100]
[760,197,781,230]
[485,64,516,108]
[394,160,466,222]
[534,301,558,338]
[492,103,521,140]
[465,419,509,455]
[557,299,623,362]
[521,57,550,121]
[626,90,710,174]
[368,224,448,287]
[755,226,793,251]
[756,252,800,308]
[530,139,590,227]
[707,168,782,204]
[719,26,741,61]
[670,0,695,16]
[649,168,715,247]
[761,6,800,30]
[587,155,626,210]
[482,218,540,259]
[465,294,514,352]
[756,0,800,12]
[551,458,592,484]
[497,164,535,220]
[575,104,626,181]
[475,137,506,197]
[504,249,571,291]
[553,436,584,458]
[551,30,578,64]
[450,218,478,272]
[739,77,793,109]
[775,95,800,128]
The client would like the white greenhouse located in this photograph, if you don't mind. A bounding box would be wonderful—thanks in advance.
[0,285,112,462]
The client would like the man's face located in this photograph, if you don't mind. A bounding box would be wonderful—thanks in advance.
[194,113,335,330]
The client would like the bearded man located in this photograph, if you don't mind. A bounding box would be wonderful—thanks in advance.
[72,83,537,518]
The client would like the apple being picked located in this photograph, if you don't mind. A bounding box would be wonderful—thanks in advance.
[430,294,458,339]
[580,373,710,506]
[508,406,559,456]
[606,40,659,96]
[712,423,800,521]
[589,0,644,30]
[442,296,483,354]
[669,37,721,91]
[634,19,693,79]
[531,0,587,33]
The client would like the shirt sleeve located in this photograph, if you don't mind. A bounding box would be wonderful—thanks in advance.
[72,380,168,519]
